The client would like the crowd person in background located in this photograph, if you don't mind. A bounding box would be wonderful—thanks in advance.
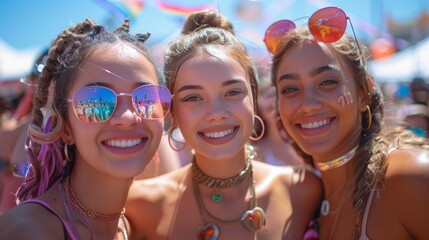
[0,18,172,239]
[268,6,429,239]
[126,10,321,240]
[0,49,48,213]
[400,103,429,138]
[409,77,429,105]
[251,79,306,167]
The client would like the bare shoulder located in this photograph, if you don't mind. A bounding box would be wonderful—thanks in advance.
[128,165,190,202]
[384,147,429,238]
[386,147,429,178]
[253,161,322,198]
[384,147,429,201]
[126,165,191,238]
[0,202,64,239]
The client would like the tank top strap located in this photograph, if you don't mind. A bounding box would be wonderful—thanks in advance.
[20,199,78,240]
[359,190,376,240]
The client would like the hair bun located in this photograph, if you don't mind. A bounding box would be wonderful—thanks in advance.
[181,10,235,35]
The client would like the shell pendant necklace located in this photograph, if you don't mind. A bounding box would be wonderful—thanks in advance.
[193,152,266,240]
[319,146,358,216]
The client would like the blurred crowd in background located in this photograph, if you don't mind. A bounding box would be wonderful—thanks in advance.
[1,0,429,213]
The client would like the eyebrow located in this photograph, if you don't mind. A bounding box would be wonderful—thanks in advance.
[278,64,342,82]
[85,81,151,89]
[176,79,247,94]
[309,64,342,76]
[222,79,247,87]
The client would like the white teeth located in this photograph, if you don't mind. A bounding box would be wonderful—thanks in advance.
[105,138,142,148]
[301,120,329,129]
[203,128,234,138]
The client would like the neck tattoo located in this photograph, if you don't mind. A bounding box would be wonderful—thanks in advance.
[192,156,252,203]
[193,149,266,240]
[315,146,358,171]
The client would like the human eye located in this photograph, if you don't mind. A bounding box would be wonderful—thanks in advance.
[225,87,246,97]
[178,94,203,102]
[319,77,340,88]
[279,85,299,96]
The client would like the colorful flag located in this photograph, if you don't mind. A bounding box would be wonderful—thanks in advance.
[156,0,215,16]
[94,0,145,20]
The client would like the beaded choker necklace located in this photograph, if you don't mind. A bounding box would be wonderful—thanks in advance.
[192,157,251,203]
[194,161,266,240]
[315,146,358,171]
[66,180,126,222]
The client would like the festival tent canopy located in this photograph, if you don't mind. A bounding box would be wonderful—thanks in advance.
[0,39,41,81]
[368,36,429,83]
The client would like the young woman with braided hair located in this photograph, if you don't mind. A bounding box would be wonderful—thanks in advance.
[0,18,172,239]
[126,10,322,240]
[267,7,429,239]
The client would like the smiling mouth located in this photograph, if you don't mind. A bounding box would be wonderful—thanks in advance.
[300,119,330,129]
[104,138,143,148]
[201,128,235,139]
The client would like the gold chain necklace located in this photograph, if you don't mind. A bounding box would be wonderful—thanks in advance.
[194,160,266,240]
[66,179,126,222]
[192,157,251,203]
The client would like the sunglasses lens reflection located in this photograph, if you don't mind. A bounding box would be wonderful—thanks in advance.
[71,85,171,123]
[309,7,347,43]
[132,86,171,120]
[264,20,296,54]
[71,86,116,123]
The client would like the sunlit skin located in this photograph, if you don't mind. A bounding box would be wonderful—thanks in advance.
[275,39,429,239]
[276,39,367,163]
[0,42,165,239]
[126,48,322,240]
[253,85,305,166]
[172,50,254,175]
[65,43,163,180]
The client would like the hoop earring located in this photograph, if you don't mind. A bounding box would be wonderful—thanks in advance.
[168,128,186,152]
[362,105,372,131]
[64,143,72,163]
[250,115,265,141]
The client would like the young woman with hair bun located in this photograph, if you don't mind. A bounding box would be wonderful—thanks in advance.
[126,10,322,240]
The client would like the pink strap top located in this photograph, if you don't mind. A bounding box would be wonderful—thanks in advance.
[359,190,375,240]
[20,199,78,240]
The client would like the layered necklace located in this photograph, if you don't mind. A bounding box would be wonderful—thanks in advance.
[317,146,358,217]
[66,180,126,221]
[58,178,128,240]
[192,157,251,203]
[320,180,351,216]
[192,149,266,240]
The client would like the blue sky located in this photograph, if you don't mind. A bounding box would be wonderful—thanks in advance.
[1,0,428,52]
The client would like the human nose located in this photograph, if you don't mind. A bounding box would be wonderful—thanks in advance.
[109,97,141,126]
[296,90,322,115]
[204,99,229,122]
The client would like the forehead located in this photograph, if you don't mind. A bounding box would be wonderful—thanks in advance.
[175,50,247,86]
[74,43,158,87]
[278,40,345,73]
